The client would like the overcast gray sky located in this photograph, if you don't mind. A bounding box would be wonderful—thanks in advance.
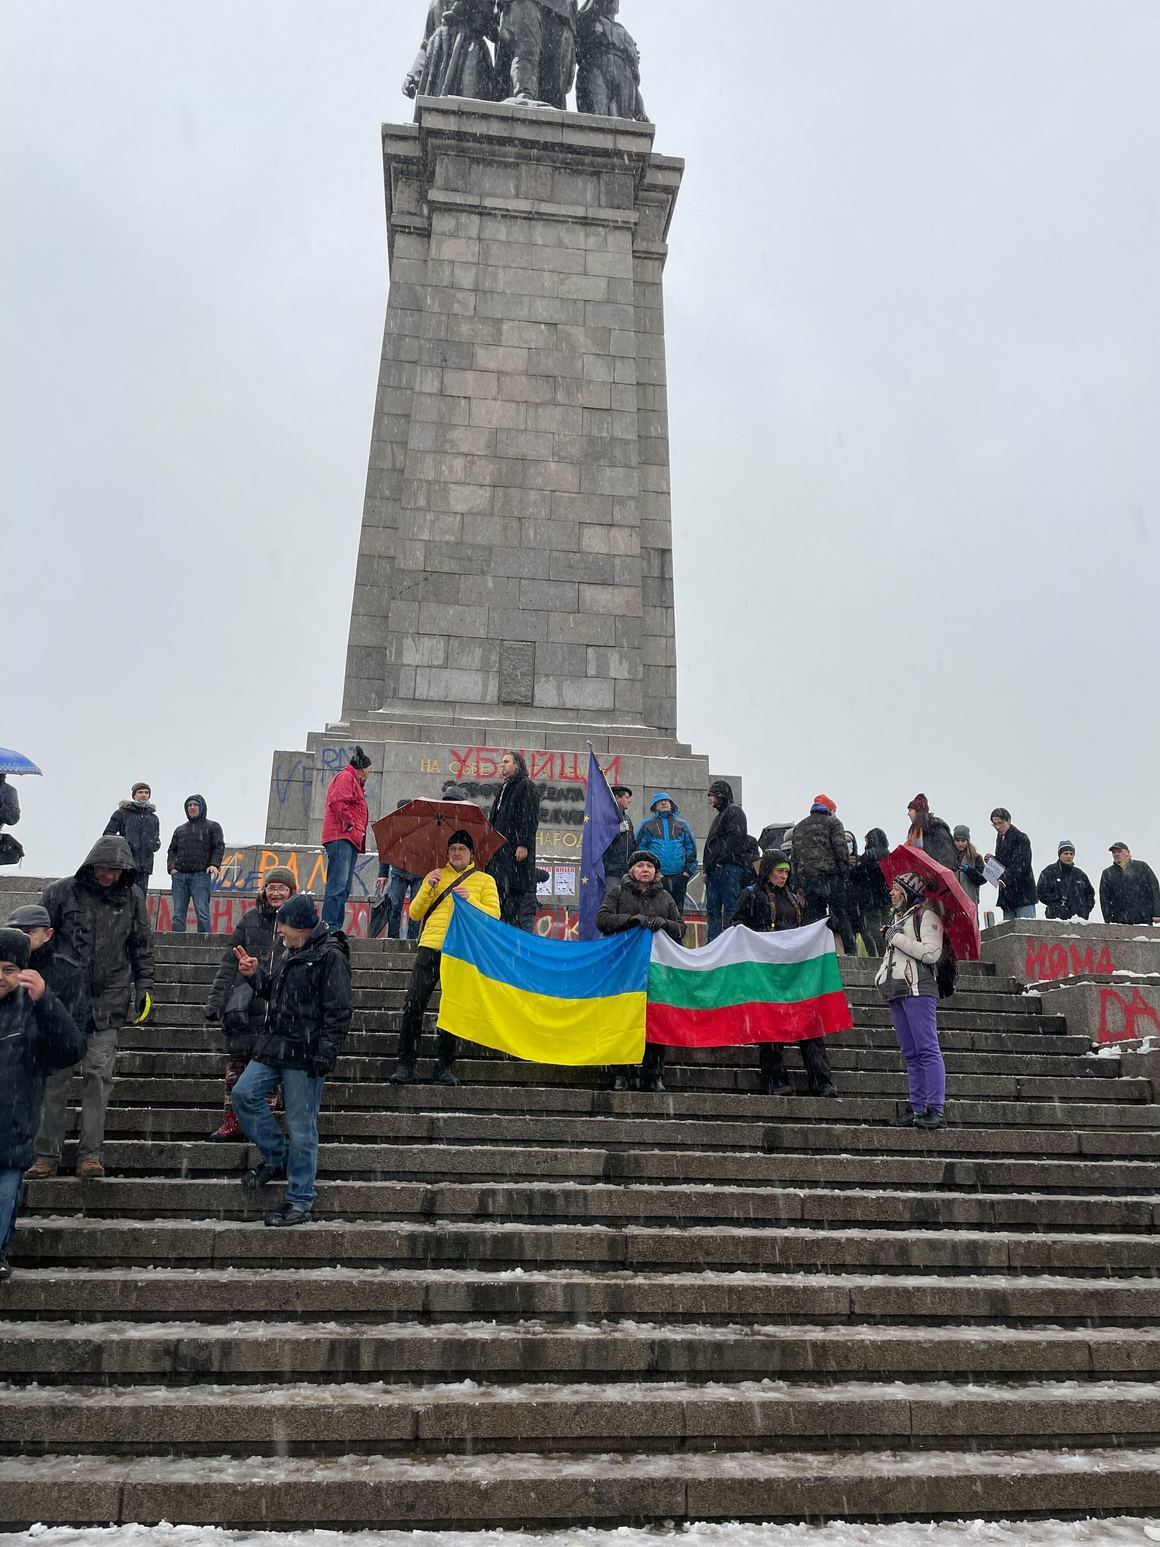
[3,1,1157,892]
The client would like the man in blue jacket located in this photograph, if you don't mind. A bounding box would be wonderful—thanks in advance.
[0,927,86,1281]
[635,793,698,914]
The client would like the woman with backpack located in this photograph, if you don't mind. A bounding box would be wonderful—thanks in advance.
[876,871,947,1131]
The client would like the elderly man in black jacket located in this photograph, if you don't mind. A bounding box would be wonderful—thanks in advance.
[0,927,86,1281]
[1101,844,1160,926]
[1037,843,1096,921]
[28,835,154,1181]
[234,893,352,1228]
[487,751,541,932]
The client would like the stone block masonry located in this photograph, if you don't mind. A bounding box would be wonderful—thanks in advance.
[341,99,684,735]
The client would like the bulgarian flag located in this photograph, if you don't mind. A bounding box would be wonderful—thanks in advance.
[647,919,853,1048]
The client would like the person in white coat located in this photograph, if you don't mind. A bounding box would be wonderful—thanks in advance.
[876,872,946,1131]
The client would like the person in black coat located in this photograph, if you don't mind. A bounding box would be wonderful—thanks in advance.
[731,852,837,1098]
[597,851,684,1093]
[103,783,161,896]
[0,927,86,1280]
[4,905,89,1034]
[1101,845,1160,926]
[601,785,636,888]
[790,796,857,956]
[1037,843,1096,921]
[487,752,541,931]
[204,867,296,1141]
[986,809,1036,919]
[233,894,352,1228]
[703,780,751,943]
[29,835,154,1180]
[905,795,959,875]
[850,829,892,957]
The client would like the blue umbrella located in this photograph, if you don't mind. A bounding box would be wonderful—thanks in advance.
[0,749,42,776]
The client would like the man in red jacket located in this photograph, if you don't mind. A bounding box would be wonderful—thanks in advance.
[320,748,372,930]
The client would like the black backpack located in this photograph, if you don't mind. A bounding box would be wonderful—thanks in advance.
[914,908,957,1000]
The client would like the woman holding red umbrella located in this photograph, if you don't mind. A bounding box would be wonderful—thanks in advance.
[876,872,947,1131]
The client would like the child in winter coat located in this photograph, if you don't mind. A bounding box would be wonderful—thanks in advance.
[876,872,947,1130]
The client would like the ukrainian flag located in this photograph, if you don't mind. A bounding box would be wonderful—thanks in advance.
[438,900,650,1066]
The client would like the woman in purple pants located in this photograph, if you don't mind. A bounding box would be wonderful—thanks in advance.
[876,872,947,1130]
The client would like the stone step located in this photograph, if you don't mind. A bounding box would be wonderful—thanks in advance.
[21,1175,1160,1233]
[9,1377,1160,1457]
[8,1442,1154,1531]
[32,1140,1151,1193]
[7,1266,1159,1326]
[5,1442,1160,1529]
[154,984,1061,1033]
[77,1099,1160,1141]
[116,1033,1117,1081]
[4,1443,1158,1530]
[14,1214,1160,1274]
[106,1055,1143,1105]
[5,1316,1160,1384]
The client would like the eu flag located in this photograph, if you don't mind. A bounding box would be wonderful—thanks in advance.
[578,748,623,941]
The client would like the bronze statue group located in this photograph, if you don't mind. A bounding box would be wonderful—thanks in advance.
[405,0,647,121]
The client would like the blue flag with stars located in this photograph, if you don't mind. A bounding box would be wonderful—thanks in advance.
[578,747,623,941]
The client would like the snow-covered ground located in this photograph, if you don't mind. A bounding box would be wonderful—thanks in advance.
[4,1519,1160,1546]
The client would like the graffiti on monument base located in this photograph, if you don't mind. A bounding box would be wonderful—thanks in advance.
[149,892,707,945]
[1026,938,1118,984]
[1096,986,1160,1045]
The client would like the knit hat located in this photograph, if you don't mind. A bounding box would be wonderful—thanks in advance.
[261,866,297,894]
[349,746,372,771]
[953,825,971,841]
[5,905,52,931]
[892,871,927,907]
[812,794,837,813]
[448,829,475,852]
[276,894,320,930]
[0,928,31,970]
[131,782,151,798]
[909,794,930,815]
[628,850,660,872]
[1058,840,1076,855]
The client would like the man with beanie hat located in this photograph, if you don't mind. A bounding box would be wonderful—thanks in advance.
[204,866,297,1141]
[389,831,500,1087]
[791,797,857,955]
[1037,844,1096,922]
[321,749,373,932]
[28,835,154,1181]
[233,893,352,1226]
[104,784,161,897]
[0,927,86,1279]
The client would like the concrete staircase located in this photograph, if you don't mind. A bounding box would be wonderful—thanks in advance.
[5,937,1160,1530]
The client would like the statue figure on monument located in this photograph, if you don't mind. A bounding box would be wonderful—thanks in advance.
[403,0,498,102]
[576,0,646,121]
[494,0,578,110]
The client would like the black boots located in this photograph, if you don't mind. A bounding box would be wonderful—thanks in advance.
[242,1162,284,1191]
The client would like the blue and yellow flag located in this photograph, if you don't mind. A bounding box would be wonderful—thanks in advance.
[438,900,650,1066]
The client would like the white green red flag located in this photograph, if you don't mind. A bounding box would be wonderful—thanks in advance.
[646,919,853,1047]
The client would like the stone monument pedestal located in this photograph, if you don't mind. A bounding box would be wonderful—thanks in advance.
[268,99,732,873]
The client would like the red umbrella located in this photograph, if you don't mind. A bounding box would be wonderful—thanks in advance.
[372,799,506,877]
[880,845,982,962]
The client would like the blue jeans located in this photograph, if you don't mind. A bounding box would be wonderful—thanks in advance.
[0,1167,23,1255]
[232,1061,325,1209]
[1001,904,1037,921]
[705,864,744,941]
[370,869,422,940]
[172,871,211,933]
[322,840,358,931]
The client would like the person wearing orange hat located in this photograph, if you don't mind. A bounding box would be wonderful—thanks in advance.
[791,796,856,955]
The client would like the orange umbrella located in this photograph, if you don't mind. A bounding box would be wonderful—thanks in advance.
[372,799,506,876]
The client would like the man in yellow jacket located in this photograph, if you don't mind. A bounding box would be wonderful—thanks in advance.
[388,830,501,1086]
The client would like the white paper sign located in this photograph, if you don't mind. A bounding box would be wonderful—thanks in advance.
[555,867,578,898]
[983,858,1006,888]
